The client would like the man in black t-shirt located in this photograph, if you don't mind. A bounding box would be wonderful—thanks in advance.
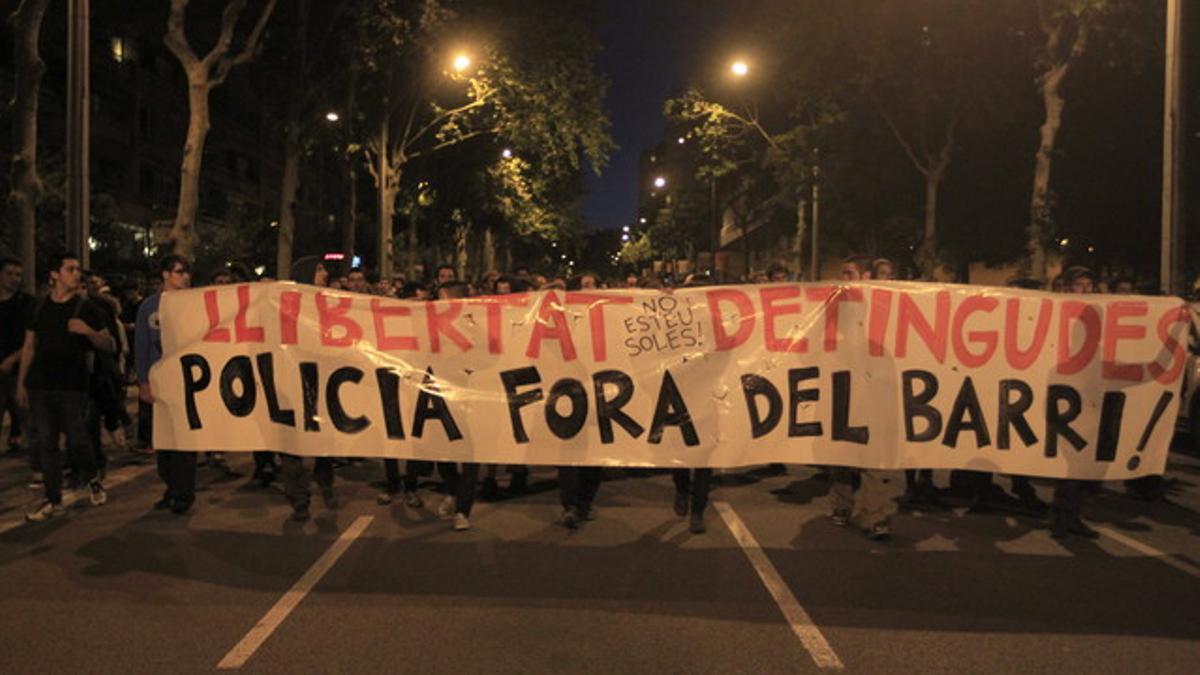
[16,252,117,521]
[0,257,32,454]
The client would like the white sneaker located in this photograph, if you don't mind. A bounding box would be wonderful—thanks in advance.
[89,480,108,506]
[26,501,65,522]
[453,513,471,531]
[437,495,455,519]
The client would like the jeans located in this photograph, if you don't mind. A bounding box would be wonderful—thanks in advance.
[383,459,427,494]
[437,462,480,516]
[156,450,197,506]
[30,389,96,504]
[280,454,334,510]
[831,468,895,529]
[559,466,602,512]
[672,468,713,513]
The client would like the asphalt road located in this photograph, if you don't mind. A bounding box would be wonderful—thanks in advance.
[1,447,1199,674]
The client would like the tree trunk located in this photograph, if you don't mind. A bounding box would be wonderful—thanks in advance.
[1028,66,1066,281]
[453,215,469,280]
[793,196,807,280]
[483,227,495,272]
[341,161,356,257]
[917,168,944,279]
[6,0,49,293]
[170,79,212,258]
[275,122,301,280]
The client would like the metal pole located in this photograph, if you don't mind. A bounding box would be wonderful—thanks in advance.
[710,175,718,277]
[1161,0,1184,295]
[810,161,820,281]
[378,120,391,277]
[66,0,90,266]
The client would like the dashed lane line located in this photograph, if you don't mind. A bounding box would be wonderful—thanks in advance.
[217,515,374,670]
[714,501,844,670]
[1095,525,1200,579]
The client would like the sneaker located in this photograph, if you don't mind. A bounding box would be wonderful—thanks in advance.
[28,472,44,489]
[89,480,108,506]
[153,497,173,511]
[867,522,891,541]
[562,507,581,530]
[830,508,851,527]
[26,501,65,522]
[689,512,706,534]
[376,491,395,505]
[403,491,424,509]
[437,495,455,519]
[453,513,471,531]
[673,492,689,517]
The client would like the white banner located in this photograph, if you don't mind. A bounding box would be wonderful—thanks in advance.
[151,281,1189,479]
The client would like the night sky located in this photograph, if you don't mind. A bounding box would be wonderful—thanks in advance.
[582,1,735,231]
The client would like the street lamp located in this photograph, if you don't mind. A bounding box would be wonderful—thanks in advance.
[325,111,340,123]
[653,176,666,189]
[730,60,749,77]
[501,148,513,159]
[452,53,472,72]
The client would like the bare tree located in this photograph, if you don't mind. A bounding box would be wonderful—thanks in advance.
[1026,0,1100,279]
[5,0,50,292]
[163,0,278,258]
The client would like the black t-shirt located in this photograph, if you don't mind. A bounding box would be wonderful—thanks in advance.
[24,295,110,391]
[0,291,32,360]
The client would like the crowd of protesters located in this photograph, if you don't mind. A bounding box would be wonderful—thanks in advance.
[0,252,1179,541]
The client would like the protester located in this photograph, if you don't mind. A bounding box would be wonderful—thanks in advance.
[427,280,481,531]
[827,255,894,540]
[0,257,32,456]
[1049,266,1101,540]
[19,252,116,521]
[136,255,198,515]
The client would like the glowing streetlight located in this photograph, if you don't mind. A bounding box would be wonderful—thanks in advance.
[501,148,513,159]
[677,136,686,144]
[622,225,630,232]
[639,217,647,224]
[731,60,749,77]
[452,53,472,72]
[653,176,666,189]
[325,111,340,122]
[622,234,630,241]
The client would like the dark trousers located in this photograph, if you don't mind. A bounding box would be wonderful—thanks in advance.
[437,462,480,516]
[280,454,334,510]
[137,400,153,448]
[85,400,108,476]
[384,459,428,493]
[672,468,713,513]
[157,450,197,505]
[559,466,602,511]
[30,389,96,504]
[1052,479,1080,516]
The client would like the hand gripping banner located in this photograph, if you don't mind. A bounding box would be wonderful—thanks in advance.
[151,281,1190,479]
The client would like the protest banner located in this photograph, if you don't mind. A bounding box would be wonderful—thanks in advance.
[150,281,1190,479]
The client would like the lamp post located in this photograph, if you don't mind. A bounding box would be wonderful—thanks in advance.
[66,0,90,266]
[810,153,820,281]
[1160,0,1184,295]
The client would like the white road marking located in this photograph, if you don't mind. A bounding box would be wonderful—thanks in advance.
[217,515,374,670]
[1095,525,1200,579]
[0,461,157,536]
[714,501,844,670]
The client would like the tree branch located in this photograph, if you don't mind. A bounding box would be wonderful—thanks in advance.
[873,94,930,175]
[163,0,199,69]
[211,0,279,85]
